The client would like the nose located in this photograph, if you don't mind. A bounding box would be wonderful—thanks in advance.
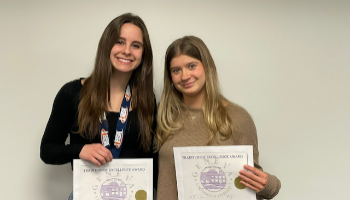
[123,44,131,55]
[181,69,190,81]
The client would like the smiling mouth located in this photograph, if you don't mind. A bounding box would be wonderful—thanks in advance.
[117,58,132,63]
[182,82,194,88]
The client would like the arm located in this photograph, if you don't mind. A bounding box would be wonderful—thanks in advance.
[229,104,281,199]
[40,80,112,166]
[40,81,84,164]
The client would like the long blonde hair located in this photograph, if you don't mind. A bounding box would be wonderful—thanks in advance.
[155,36,233,151]
[78,13,154,152]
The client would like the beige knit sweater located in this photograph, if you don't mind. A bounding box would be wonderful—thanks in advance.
[157,103,281,200]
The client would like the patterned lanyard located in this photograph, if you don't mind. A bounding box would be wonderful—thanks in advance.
[100,84,131,158]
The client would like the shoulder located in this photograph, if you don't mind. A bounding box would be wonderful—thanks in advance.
[225,101,256,130]
[225,102,252,119]
[59,78,83,95]
[54,78,83,105]
[223,101,258,145]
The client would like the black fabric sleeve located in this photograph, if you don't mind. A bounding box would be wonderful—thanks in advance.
[40,81,85,164]
[152,97,159,191]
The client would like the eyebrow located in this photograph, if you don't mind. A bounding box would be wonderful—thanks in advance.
[169,65,178,69]
[118,37,143,46]
[170,61,198,69]
[186,61,198,66]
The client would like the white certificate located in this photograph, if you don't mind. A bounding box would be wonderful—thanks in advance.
[174,145,255,200]
[73,159,153,200]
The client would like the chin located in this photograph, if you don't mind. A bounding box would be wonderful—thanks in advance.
[113,67,136,73]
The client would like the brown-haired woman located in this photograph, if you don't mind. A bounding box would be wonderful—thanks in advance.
[156,36,281,200]
[40,13,157,200]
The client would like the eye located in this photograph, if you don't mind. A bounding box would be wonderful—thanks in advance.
[132,44,141,49]
[116,40,124,45]
[171,68,180,74]
[189,63,197,69]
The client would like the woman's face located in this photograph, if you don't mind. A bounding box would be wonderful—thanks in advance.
[170,54,206,101]
[110,23,143,74]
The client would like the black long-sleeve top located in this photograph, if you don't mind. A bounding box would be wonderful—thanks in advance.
[40,78,158,187]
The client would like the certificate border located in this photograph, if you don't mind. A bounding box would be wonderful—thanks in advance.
[173,145,255,200]
[73,158,153,200]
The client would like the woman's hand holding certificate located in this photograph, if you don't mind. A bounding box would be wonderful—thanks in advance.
[239,164,269,192]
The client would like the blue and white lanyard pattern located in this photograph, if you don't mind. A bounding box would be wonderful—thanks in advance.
[100,84,131,158]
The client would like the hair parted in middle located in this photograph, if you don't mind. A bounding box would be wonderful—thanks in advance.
[78,13,154,152]
[155,36,233,151]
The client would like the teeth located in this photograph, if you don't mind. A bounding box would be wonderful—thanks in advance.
[119,58,131,63]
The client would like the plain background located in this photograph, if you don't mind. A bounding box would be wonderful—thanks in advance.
[1,0,349,200]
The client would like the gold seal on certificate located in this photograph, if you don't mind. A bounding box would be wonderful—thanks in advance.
[73,159,153,200]
[135,190,147,200]
[174,145,255,200]
[234,176,246,189]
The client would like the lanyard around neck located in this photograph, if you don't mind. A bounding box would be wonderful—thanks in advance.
[100,84,131,158]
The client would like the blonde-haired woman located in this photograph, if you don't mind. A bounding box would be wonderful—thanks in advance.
[156,36,281,200]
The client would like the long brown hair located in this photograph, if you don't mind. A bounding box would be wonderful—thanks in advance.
[155,36,232,150]
[78,13,154,152]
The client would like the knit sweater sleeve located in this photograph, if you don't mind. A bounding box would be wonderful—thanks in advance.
[256,173,281,199]
[228,103,281,199]
[40,80,85,165]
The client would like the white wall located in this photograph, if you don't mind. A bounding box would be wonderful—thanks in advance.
[1,0,349,200]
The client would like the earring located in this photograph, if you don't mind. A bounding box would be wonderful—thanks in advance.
[171,83,175,89]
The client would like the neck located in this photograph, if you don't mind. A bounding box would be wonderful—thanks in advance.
[183,95,204,109]
[108,71,132,112]
[110,71,132,94]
